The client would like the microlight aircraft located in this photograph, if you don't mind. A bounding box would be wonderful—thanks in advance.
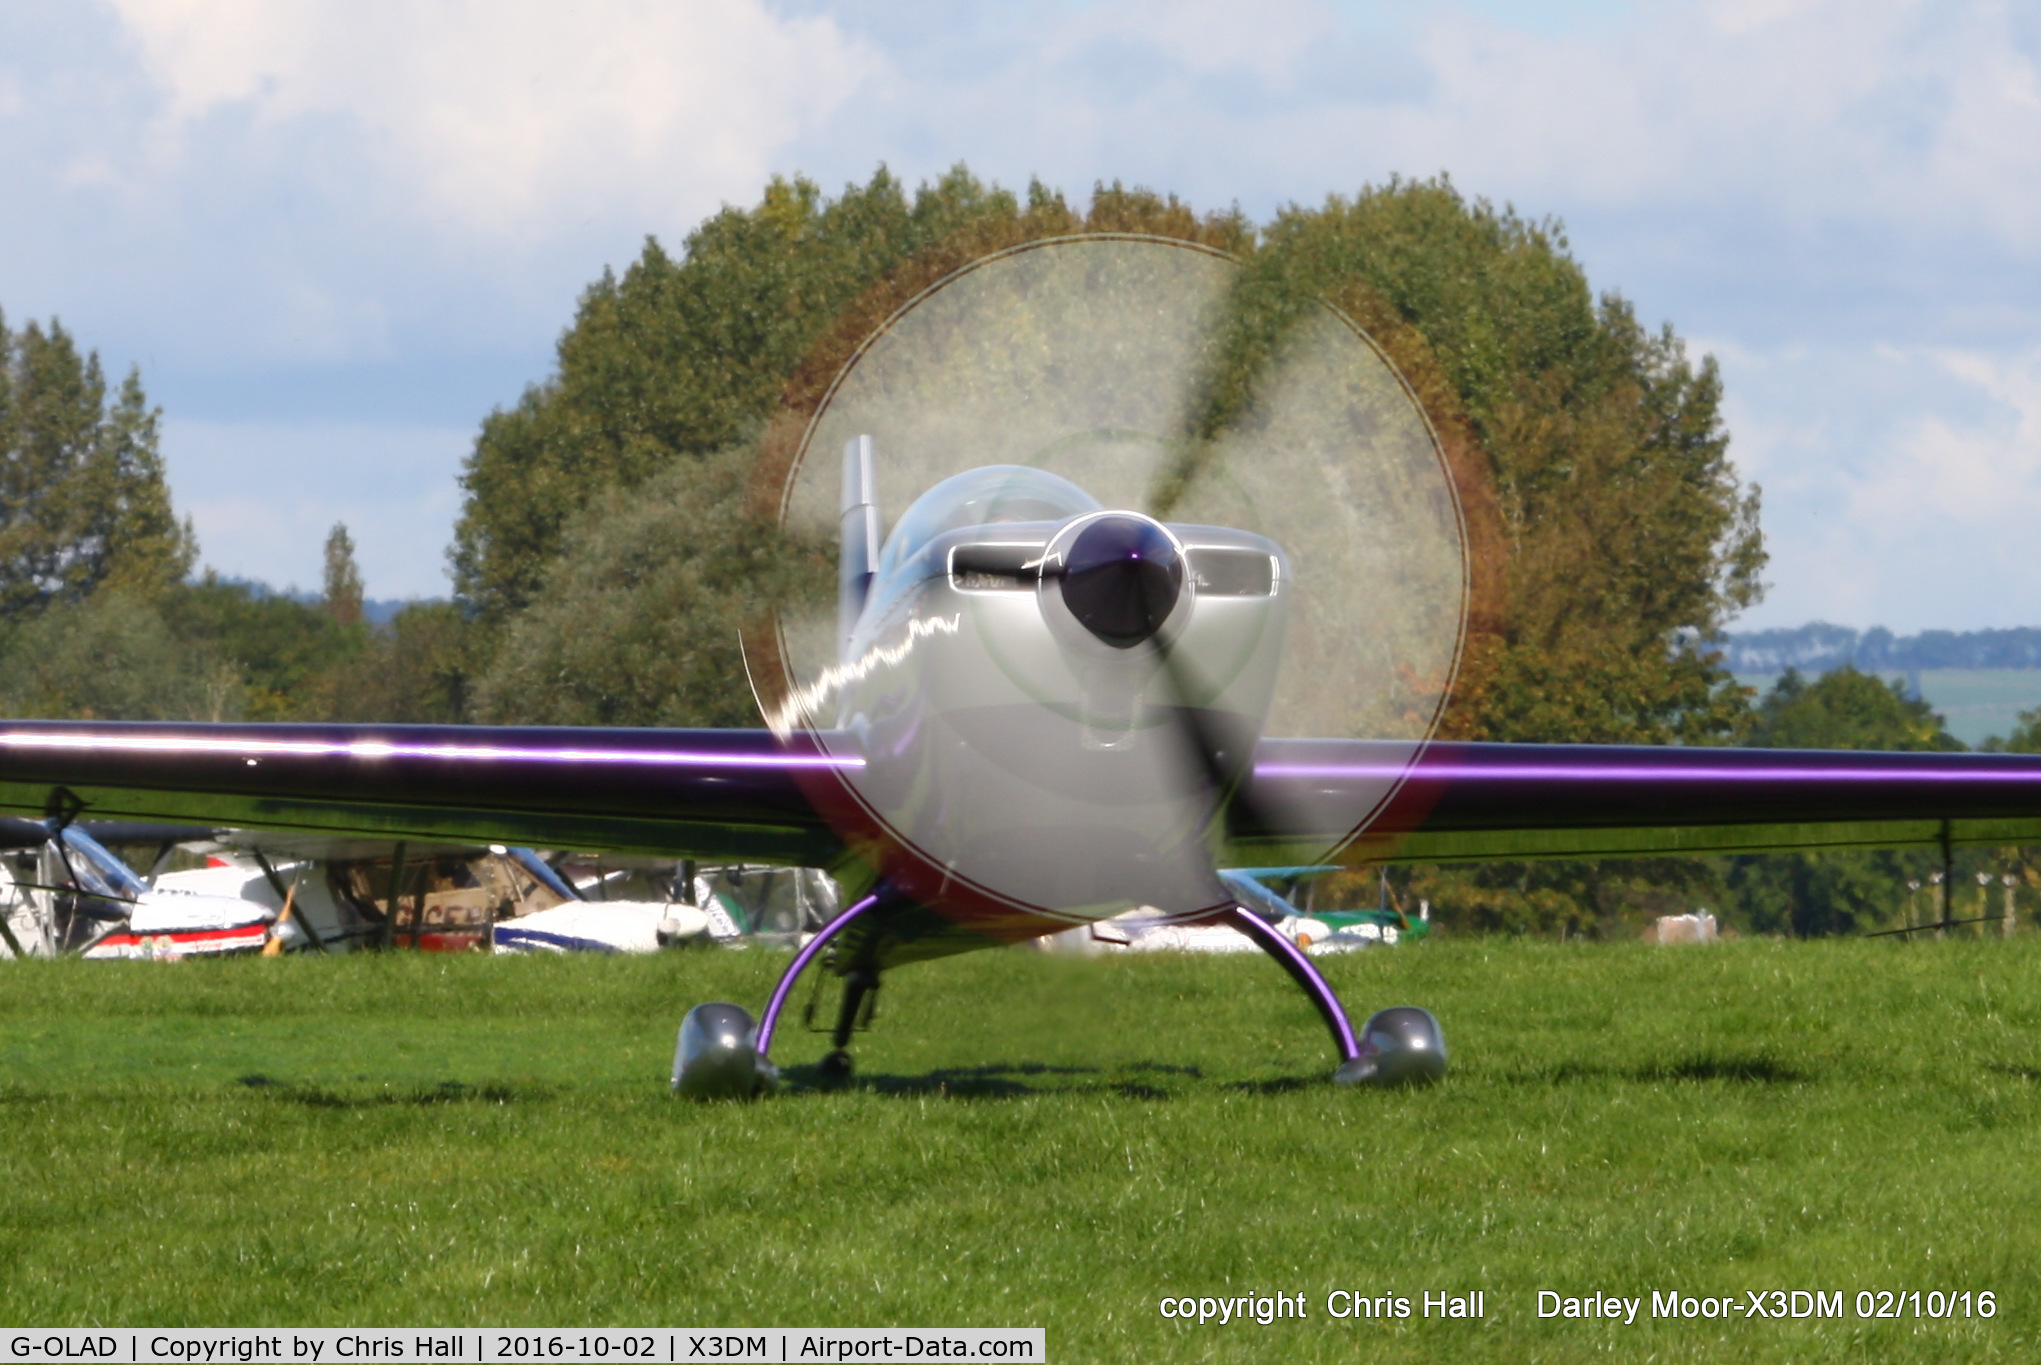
[0,818,265,959]
[4,236,2041,1096]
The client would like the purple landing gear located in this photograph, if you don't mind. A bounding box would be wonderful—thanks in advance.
[672,891,1444,1098]
[671,889,883,1099]
[1222,907,1446,1087]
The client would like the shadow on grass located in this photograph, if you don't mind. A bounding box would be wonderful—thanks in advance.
[1524,1055,1812,1086]
[1232,1076,1321,1095]
[781,1060,1205,1100]
[235,1074,540,1107]
[1644,1055,1810,1084]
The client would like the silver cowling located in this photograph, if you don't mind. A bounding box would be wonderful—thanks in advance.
[1334,1007,1447,1087]
[672,1003,777,1099]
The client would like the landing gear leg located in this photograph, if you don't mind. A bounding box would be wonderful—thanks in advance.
[1222,907,1446,1086]
[671,887,885,1099]
[818,964,880,1083]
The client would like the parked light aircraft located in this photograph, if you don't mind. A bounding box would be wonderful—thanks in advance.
[162,840,832,956]
[0,819,292,959]
[0,819,798,959]
[0,816,577,958]
[3,236,2040,1095]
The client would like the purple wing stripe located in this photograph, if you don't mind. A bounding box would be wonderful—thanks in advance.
[1246,739,2041,836]
[0,728,859,770]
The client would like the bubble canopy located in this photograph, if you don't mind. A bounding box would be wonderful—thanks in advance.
[874,466,1100,585]
[766,235,1468,922]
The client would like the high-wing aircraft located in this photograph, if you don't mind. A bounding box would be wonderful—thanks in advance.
[3,235,2039,1098]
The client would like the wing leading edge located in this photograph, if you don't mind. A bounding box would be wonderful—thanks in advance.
[0,721,847,866]
[1240,740,2041,864]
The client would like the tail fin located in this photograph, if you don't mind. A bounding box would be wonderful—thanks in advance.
[839,435,881,662]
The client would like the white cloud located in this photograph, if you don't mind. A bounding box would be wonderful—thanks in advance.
[6,0,2039,624]
[1097,0,1343,82]
[1847,349,2041,528]
[778,0,2041,631]
[1727,345,2041,632]
[792,0,2041,296]
[109,0,883,244]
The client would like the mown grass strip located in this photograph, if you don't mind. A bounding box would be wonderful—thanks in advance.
[2,939,2037,1361]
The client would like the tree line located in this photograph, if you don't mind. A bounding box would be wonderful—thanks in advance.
[0,310,473,724]
[5,168,2019,937]
[1723,622,2041,674]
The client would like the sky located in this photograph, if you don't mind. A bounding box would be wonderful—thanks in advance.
[0,0,2036,633]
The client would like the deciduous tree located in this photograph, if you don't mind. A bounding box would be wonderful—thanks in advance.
[471,443,826,727]
[454,170,1759,751]
[452,168,1103,621]
[0,590,241,722]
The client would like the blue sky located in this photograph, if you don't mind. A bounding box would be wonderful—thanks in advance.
[1,0,2036,633]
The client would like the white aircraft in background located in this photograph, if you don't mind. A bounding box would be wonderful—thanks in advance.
[0,815,834,960]
[0,820,293,959]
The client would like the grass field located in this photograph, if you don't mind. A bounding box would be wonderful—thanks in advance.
[5,939,2041,1361]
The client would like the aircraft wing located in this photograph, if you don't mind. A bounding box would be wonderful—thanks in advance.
[0,721,847,866]
[6,722,2040,876]
[1241,739,2041,863]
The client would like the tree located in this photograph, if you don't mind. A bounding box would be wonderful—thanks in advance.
[1254,179,1763,744]
[1980,706,2041,753]
[449,168,1245,625]
[451,170,1758,743]
[157,574,360,721]
[322,522,365,628]
[0,309,480,726]
[1243,181,1764,937]
[314,601,478,724]
[0,590,242,722]
[0,311,196,618]
[1748,666,1960,752]
[451,168,1013,620]
[472,443,827,726]
[450,168,1250,720]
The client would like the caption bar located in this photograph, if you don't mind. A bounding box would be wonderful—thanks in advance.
[5,1332,1044,1365]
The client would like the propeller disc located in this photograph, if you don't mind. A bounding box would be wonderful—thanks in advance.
[761,235,1469,927]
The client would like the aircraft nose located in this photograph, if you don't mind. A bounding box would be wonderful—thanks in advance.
[1058,514,1183,648]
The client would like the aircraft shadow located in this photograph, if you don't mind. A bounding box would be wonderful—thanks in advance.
[236,1074,540,1107]
[782,1059,1205,1100]
[1523,1055,1811,1086]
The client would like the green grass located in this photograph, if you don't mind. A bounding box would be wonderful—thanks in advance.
[6,940,2041,1361]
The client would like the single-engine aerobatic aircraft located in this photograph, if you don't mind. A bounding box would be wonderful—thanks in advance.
[3,235,2040,1097]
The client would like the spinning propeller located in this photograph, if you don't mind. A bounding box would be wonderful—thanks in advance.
[764,234,1471,922]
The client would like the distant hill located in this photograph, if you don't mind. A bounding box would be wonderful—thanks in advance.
[1719,623,2041,673]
